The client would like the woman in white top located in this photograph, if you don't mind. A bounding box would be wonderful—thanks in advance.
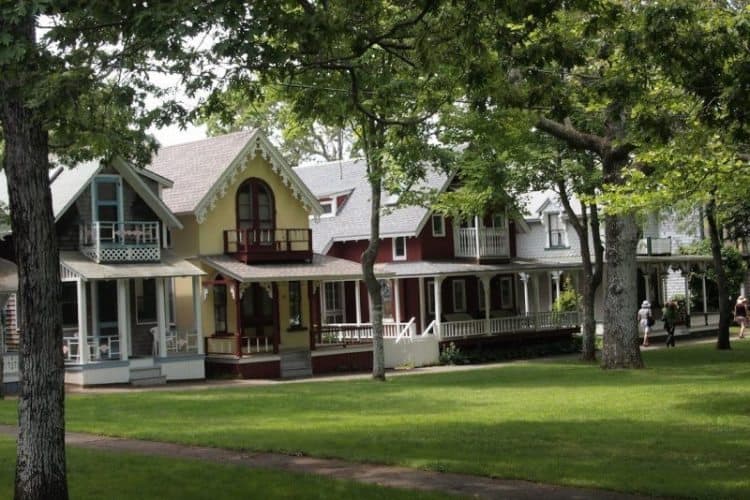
[637,300,653,347]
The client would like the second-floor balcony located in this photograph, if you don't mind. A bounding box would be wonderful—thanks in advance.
[637,236,672,256]
[79,221,161,263]
[454,227,510,260]
[224,228,312,263]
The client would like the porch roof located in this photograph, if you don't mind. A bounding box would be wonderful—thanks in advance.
[60,251,204,280]
[375,258,584,278]
[201,253,392,282]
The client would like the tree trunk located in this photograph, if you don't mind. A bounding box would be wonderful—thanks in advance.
[1,13,68,499]
[361,120,386,381]
[601,212,643,368]
[705,199,731,350]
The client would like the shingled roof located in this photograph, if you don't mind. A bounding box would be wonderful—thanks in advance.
[295,159,451,254]
[148,129,322,222]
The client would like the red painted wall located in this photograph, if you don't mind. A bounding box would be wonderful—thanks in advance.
[418,216,455,260]
[312,350,372,374]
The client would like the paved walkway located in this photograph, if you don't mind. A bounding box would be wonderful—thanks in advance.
[0,425,648,500]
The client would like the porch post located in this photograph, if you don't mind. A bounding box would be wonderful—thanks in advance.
[76,279,89,364]
[394,278,401,323]
[308,280,317,351]
[354,280,362,325]
[644,271,651,303]
[116,279,129,361]
[519,272,530,315]
[701,272,708,326]
[418,276,425,333]
[683,267,691,323]
[156,277,168,358]
[434,276,444,338]
[235,280,242,356]
[474,215,481,259]
[192,276,204,355]
[551,270,562,309]
[481,275,491,335]
[90,280,99,343]
[272,283,280,354]
[320,281,326,324]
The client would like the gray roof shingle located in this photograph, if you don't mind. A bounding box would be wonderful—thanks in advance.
[295,159,450,253]
[148,129,257,215]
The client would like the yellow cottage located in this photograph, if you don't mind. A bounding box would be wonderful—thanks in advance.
[149,130,370,378]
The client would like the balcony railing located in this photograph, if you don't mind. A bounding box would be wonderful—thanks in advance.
[79,221,160,263]
[637,236,671,256]
[224,228,312,263]
[454,227,510,259]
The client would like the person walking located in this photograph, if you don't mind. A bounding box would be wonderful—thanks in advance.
[734,296,747,339]
[638,300,653,347]
[663,301,677,347]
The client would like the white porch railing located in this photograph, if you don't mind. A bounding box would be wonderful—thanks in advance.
[243,336,273,355]
[439,311,580,340]
[166,330,200,354]
[63,335,121,362]
[637,237,671,256]
[441,319,487,339]
[317,320,417,345]
[3,352,19,378]
[79,221,161,263]
[454,227,510,259]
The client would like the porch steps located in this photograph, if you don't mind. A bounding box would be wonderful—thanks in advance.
[129,366,166,387]
[280,349,312,379]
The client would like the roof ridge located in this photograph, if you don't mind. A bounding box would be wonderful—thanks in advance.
[295,157,365,169]
[157,129,255,150]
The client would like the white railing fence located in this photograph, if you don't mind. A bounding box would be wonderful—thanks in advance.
[243,336,273,355]
[454,227,509,258]
[63,335,121,362]
[317,320,416,345]
[166,330,200,354]
[79,221,161,263]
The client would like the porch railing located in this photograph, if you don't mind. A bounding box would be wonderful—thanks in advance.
[205,335,274,356]
[166,330,200,354]
[63,335,121,362]
[316,320,417,345]
[440,311,580,340]
[224,228,312,263]
[243,335,274,355]
[637,236,671,256]
[454,227,510,259]
[3,352,19,378]
[79,221,160,263]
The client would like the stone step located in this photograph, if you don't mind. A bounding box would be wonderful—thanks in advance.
[280,350,312,380]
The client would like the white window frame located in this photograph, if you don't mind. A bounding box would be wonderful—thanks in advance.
[452,279,467,312]
[392,236,407,261]
[491,212,507,229]
[431,214,446,237]
[319,198,336,218]
[546,212,566,248]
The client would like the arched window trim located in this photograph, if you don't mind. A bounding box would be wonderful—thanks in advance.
[236,178,276,231]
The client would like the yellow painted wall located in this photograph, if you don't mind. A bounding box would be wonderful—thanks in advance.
[173,276,194,332]
[197,155,310,256]
[171,216,200,259]
[278,281,311,350]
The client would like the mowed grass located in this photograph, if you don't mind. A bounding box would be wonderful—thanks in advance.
[2,341,750,498]
[0,436,453,500]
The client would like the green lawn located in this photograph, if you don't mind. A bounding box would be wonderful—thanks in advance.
[0,436,452,500]
[2,341,749,498]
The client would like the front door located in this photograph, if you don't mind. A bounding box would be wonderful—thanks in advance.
[241,283,274,338]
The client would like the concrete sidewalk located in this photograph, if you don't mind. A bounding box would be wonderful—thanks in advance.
[0,425,648,500]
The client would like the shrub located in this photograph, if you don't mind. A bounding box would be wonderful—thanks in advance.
[439,342,468,365]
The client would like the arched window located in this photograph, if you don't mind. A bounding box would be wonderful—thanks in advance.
[236,178,275,231]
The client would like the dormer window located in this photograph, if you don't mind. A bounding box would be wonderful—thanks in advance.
[432,214,445,237]
[393,236,407,261]
[547,213,566,248]
[320,197,336,217]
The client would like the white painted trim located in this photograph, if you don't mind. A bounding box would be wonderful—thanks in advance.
[392,236,407,261]
[431,214,446,237]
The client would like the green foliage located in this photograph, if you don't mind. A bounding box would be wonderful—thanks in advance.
[553,287,582,313]
[681,239,747,305]
[438,342,467,365]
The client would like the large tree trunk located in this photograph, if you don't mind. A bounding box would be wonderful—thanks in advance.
[1,13,68,500]
[705,199,731,350]
[601,212,643,368]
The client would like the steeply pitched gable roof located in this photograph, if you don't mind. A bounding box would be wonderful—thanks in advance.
[148,129,322,222]
[0,158,182,229]
[295,159,451,253]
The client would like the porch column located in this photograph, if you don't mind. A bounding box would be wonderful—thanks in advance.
[354,280,362,325]
[683,268,691,321]
[90,280,99,343]
[644,271,651,303]
[474,215,481,259]
[434,276,444,338]
[519,272,530,315]
[702,272,709,326]
[117,279,129,361]
[76,279,89,364]
[481,275,491,335]
[551,270,562,310]
[394,278,402,323]
[156,277,168,358]
[192,276,204,355]
[308,280,317,351]
[320,281,327,325]
[272,283,280,354]
[418,276,425,333]
[234,280,242,356]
